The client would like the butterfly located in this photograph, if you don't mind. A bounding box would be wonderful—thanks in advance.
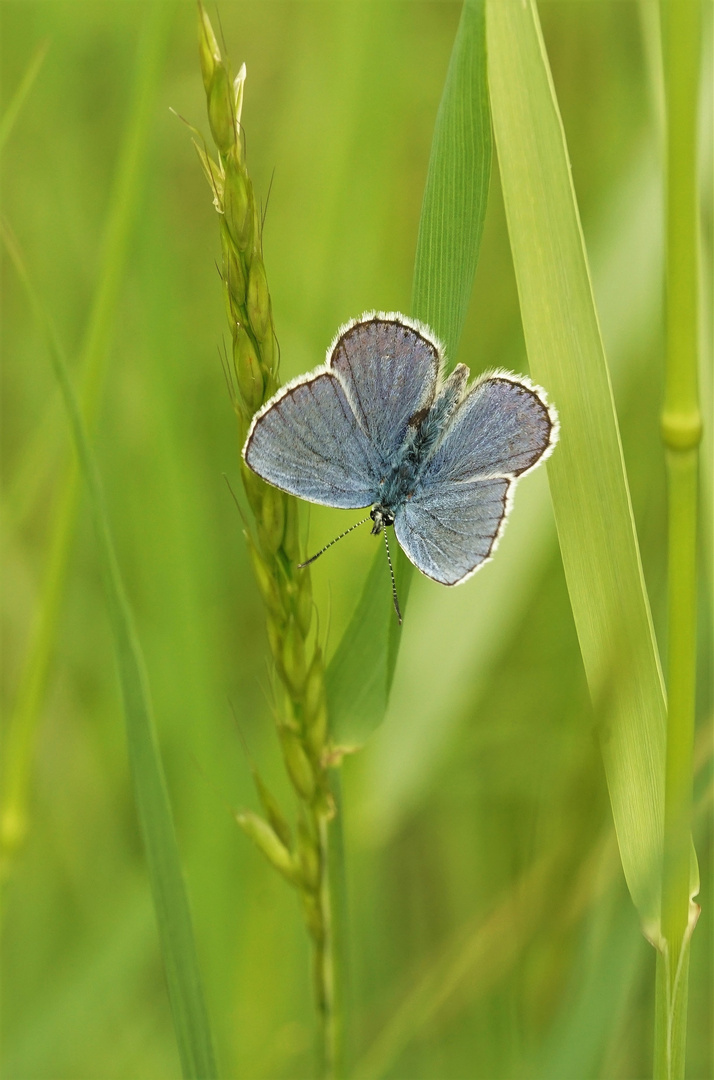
[243,313,558,621]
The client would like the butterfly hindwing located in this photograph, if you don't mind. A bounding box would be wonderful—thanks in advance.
[394,477,510,585]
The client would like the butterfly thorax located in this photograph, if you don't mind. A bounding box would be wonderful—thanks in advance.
[371,372,468,528]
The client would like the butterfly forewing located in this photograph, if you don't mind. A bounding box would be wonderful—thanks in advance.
[394,477,510,585]
[422,376,555,485]
[244,372,382,508]
[329,317,440,464]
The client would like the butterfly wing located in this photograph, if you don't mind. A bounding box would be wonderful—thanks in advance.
[328,315,441,463]
[394,375,557,584]
[421,374,557,485]
[394,477,511,585]
[243,371,382,508]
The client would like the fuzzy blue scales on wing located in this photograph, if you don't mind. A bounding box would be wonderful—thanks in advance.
[242,312,558,595]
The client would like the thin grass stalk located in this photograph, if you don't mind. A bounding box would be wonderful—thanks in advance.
[0,40,48,153]
[2,220,218,1080]
[195,8,341,1075]
[0,0,171,878]
[655,0,703,1075]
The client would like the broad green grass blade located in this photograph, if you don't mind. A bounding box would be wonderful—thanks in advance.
[3,223,218,1080]
[0,40,48,153]
[327,0,491,746]
[0,0,172,867]
[486,0,683,932]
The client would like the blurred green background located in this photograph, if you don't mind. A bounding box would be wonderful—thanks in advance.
[1,2,711,1078]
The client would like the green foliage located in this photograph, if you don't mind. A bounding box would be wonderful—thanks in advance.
[2,226,217,1079]
[488,0,671,931]
[1,3,711,1079]
[327,0,492,747]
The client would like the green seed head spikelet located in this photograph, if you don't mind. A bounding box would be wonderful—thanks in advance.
[279,726,316,803]
[260,485,286,554]
[221,222,246,308]
[303,649,325,717]
[246,534,282,616]
[266,614,284,666]
[207,62,236,157]
[223,151,253,251]
[303,648,328,756]
[252,770,293,851]
[297,818,321,893]
[283,499,301,564]
[301,890,324,944]
[296,573,313,638]
[247,257,271,342]
[282,617,307,696]
[235,810,301,885]
[197,2,221,94]
[233,325,263,415]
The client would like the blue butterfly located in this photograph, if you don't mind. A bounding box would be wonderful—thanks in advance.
[243,313,558,621]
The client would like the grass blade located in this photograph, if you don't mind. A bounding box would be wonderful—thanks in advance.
[327,0,491,746]
[0,40,48,153]
[485,0,696,933]
[2,223,219,1080]
[0,0,172,868]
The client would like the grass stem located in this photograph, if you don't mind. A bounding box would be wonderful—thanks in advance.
[314,812,338,1079]
[656,0,702,1075]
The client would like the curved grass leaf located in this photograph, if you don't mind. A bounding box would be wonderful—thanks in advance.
[0,0,173,872]
[2,223,218,1080]
[485,0,693,933]
[327,0,492,746]
[0,40,48,153]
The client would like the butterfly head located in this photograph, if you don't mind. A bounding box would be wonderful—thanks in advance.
[370,505,395,536]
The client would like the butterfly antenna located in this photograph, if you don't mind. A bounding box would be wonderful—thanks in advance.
[298,516,370,568]
[383,528,402,625]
